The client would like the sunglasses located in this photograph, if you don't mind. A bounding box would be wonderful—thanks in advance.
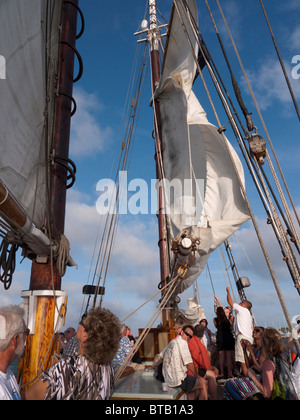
[184,330,193,340]
[254,328,262,333]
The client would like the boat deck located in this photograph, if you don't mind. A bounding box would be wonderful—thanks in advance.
[111,369,226,400]
[111,370,185,400]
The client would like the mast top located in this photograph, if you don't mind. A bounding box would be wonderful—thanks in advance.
[134,0,168,46]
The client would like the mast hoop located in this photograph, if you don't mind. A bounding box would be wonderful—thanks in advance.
[53,156,77,189]
[63,1,85,40]
[60,41,83,83]
[58,92,77,116]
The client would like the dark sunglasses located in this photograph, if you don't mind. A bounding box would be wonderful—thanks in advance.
[184,330,193,339]
[79,319,85,328]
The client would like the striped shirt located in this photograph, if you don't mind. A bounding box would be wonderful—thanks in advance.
[42,355,114,400]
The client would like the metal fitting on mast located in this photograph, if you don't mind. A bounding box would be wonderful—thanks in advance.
[134,0,168,48]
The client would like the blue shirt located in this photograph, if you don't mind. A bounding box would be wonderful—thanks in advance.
[111,336,131,371]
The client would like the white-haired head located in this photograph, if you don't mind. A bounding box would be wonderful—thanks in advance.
[0,305,26,352]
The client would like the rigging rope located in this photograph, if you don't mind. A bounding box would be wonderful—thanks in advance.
[259,0,300,123]
[82,42,149,314]
[114,272,182,382]
[214,0,300,232]
[177,0,300,354]
[218,245,238,302]
[207,0,300,290]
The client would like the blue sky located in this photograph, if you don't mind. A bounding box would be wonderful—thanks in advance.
[1,0,300,335]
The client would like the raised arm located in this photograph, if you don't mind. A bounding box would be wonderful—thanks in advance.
[226,287,235,308]
[214,295,222,307]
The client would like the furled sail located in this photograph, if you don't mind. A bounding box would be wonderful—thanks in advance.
[178,287,205,326]
[156,0,250,293]
[0,0,62,256]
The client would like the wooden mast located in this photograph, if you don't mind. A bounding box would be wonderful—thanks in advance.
[19,0,79,389]
[148,0,173,329]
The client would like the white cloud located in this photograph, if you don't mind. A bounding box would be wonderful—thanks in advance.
[62,188,161,332]
[70,87,113,158]
[243,57,300,112]
[65,189,101,258]
[0,268,29,307]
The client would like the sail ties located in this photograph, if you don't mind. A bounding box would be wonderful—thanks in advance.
[54,234,77,277]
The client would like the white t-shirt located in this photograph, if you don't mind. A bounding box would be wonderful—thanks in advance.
[160,336,193,388]
[291,356,300,398]
[0,368,21,400]
[233,303,253,338]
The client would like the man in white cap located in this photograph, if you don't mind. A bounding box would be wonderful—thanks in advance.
[0,305,28,400]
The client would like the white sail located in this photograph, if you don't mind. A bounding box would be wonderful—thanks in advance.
[157,0,250,293]
[0,0,62,231]
[178,287,205,326]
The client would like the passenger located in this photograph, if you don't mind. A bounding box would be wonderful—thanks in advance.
[62,326,79,357]
[224,306,235,328]
[226,287,253,376]
[213,297,235,379]
[248,328,298,400]
[126,325,142,364]
[111,324,132,373]
[241,326,266,372]
[0,305,28,400]
[199,319,213,352]
[160,324,208,400]
[58,332,67,354]
[23,307,122,400]
[188,324,219,400]
[126,326,135,346]
[175,323,183,338]
[287,332,300,399]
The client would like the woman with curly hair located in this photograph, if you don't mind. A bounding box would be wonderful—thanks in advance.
[248,328,298,400]
[23,307,122,400]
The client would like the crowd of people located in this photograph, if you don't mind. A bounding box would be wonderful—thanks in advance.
[157,287,300,400]
[0,305,122,400]
[0,303,148,400]
[0,285,299,400]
